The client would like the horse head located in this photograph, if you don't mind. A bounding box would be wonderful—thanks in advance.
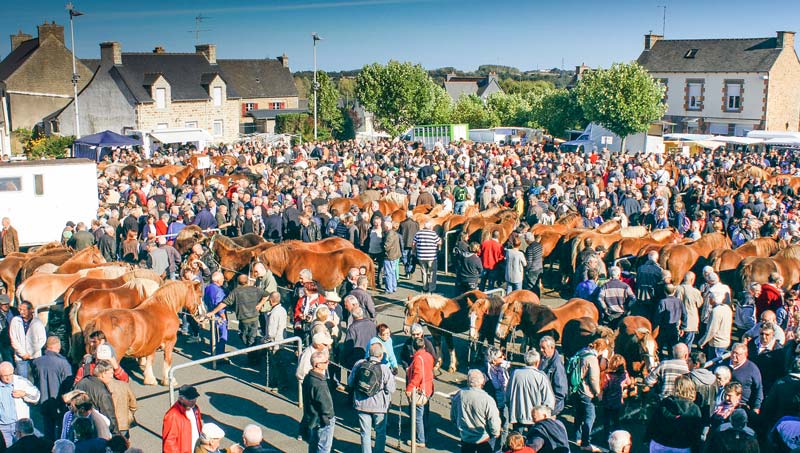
[634,327,659,373]
[402,296,419,334]
[468,298,490,341]
[180,280,207,321]
[495,300,522,341]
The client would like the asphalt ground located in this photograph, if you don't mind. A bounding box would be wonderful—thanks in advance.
[106,266,650,452]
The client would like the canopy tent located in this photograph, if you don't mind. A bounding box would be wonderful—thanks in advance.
[765,137,800,146]
[709,136,765,145]
[689,140,725,150]
[747,130,800,140]
[72,130,141,161]
[149,128,213,145]
[663,133,714,141]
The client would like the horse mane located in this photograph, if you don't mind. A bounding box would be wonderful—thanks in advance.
[556,212,580,225]
[214,234,236,250]
[594,325,616,342]
[518,301,553,317]
[619,226,648,238]
[142,280,191,312]
[120,278,161,298]
[121,268,162,283]
[596,220,621,234]
[417,294,450,310]
[774,245,800,260]
[176,225,203,241]
[485,294,506,315]
[650,228,676,242]
[694,232,729,249]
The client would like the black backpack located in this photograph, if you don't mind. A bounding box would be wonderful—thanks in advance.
[355,360,383,397]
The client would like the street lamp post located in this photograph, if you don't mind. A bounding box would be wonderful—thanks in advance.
[67,2,83,138]
[312,33,322,141]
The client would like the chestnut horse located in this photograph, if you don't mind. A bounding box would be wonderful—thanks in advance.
[255,243,373,290]
[68,278,161,361]
[561,317,616,359]
[607,229,682,262]
[0,243,65,296]
[403,291,487,372]
[53,246,107,274]
[658,232,731,284]
[495,298,599,346]
[210,235,275,281]
[615,316,660,377]
[175,225,207,255]
[710,237,782,289]
[737,246,800,291]
[467,290,539,341]
[62,269,163,307]
[19,248,75,281]
[82,280,205,385]
[17,265,130,309]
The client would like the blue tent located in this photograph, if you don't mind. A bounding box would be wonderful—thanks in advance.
[73,130,141,161]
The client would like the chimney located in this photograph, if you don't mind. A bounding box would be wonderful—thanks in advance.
[777,31,795,49]
[278,53,289,68]
[195,44,216,64]
[644,33,663,51]
[100,41,122,66]
[153,46,165,54]
[10,30,32,51]
[37,21,65,44]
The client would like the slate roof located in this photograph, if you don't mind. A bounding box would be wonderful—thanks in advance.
[637,37,785,73]
[444,75,497,100]
[111,53,239,103]
[217,59,298,98]
[0,38,39,82]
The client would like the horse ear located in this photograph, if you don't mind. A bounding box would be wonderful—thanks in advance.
[652,326,660,339]
[634,327,650,337]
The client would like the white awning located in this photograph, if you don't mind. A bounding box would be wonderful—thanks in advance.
[747,130,800,140]
[663,133,714,141]
[709,136,765,145]
[687,140,725,150]
[149,128,213,144]
[765,137,800,145]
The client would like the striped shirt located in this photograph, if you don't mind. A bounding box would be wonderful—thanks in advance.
[644,359,690,399]
[413,229,441,261]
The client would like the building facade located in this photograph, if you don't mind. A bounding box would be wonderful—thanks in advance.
[443,73,502,102]
[0,22,93,154]
[637,31,800,135]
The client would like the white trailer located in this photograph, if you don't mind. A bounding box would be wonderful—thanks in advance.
[0,159,98,247]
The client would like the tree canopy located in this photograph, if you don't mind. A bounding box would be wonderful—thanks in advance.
[575,62,666,140]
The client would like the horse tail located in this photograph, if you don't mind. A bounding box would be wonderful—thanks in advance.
[72,316,91,364]
[570,236,583,272]
[68,301,83,357]
[738,259,754,288]
[607,240,622,262]
[15,280,27,306]
[710,251,723,273]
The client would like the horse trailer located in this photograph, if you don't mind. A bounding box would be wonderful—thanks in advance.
[0,158,98,247]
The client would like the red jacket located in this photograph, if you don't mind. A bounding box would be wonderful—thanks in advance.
[406,349,434,397]
[162,401,202,453]
[155,219,169,237]
[74,361,130,384]
[480,239,504,270]
[756,283,783,317]
[294,294,326,324]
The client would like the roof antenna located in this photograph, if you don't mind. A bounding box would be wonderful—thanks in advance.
[657,5,667,36]
[188,14,212,44]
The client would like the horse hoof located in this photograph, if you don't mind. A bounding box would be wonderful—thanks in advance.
[143,378,158,386]
[448,366,457,373]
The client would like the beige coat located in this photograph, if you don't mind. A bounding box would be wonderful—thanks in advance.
[107,378,137,431]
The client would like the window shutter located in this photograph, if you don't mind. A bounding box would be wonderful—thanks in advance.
[242,103,247,116]
[254,103,258,110]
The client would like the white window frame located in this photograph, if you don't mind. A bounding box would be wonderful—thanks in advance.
[212,120,224,137]
[687,83,702,110]
[155,88,166,109]
[184,121,198,128]
[727,83,742,111]
[244,102,256,112]
[156,123,168,130]
[270,102,284,110]
[213,87,223,107]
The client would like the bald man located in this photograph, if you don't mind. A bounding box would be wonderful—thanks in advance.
[204,272,228,355]
[0,361,39,446]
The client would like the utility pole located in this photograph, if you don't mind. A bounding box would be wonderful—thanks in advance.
[312,33,322,141]
[188,14,212,44]
[658,5,667,36]
[67,2,83,138]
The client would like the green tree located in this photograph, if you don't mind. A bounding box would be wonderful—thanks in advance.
[530,89,585,138]
[337,77,357,108]
[315,71,343,137]
[575,62,666,146]
[500,79,554,97]
[486,92,531,126]
[294,75,311,99]
[355,61,450,136]
[13,128,74,159]
[450,95,496,129]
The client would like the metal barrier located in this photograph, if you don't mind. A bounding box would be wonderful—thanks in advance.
[442,230,458,275]
[155,227,220,241]
[168,336,303,407]
[484,287,506,298]
[35,301,58,318]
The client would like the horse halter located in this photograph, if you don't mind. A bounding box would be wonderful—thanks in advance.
[402,304,419,333]
[495,302,520,339]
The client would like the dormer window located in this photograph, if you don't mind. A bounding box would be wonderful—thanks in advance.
[684,49,699,59]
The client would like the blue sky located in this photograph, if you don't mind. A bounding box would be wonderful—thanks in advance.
[2,0,799,71]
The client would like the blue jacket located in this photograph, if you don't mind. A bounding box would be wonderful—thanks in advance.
[192,209,218,230]
[538,350,568,415]
[32,350,72,403]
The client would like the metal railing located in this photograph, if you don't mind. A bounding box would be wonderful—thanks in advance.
[35,301,59,317]
[154,227,220,241]
[442,230,459,275]
[168,336,303,407]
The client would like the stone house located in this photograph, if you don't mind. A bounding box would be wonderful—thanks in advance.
[637,31,800,135]
[443,72,503,103]
[55,42,241,144]
[0,22,94,154]
[217,55,300,134]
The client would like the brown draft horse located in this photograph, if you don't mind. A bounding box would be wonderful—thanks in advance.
[17,266,130,309]
[210,235,275,281]
[62,269,163,307]
[82,280,205,385]
[0,243,65,296]
[403,290,487,372]
[175,225,207,255]
[495,298,599,346]
[658,232,731,284]
[615,316,660,377]
[607,229,682,262]
[53,246,107,274]
[561,317,616,359]
[467,290,540,341]
[255,243,373,290]
[19,248,75,281]
[737,245,800,291]
[710,237,782,289]
[68,278,161,362]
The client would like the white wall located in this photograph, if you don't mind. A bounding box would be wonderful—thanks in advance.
[0,159,98,246]
[656,72,766,123]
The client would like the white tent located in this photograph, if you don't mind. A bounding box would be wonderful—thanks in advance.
[765,137,800,146]
[747,130,800,140]
[664,133,714,141]
[709,136,765,145]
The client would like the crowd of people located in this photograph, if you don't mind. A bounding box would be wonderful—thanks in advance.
[1,136,800,453]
